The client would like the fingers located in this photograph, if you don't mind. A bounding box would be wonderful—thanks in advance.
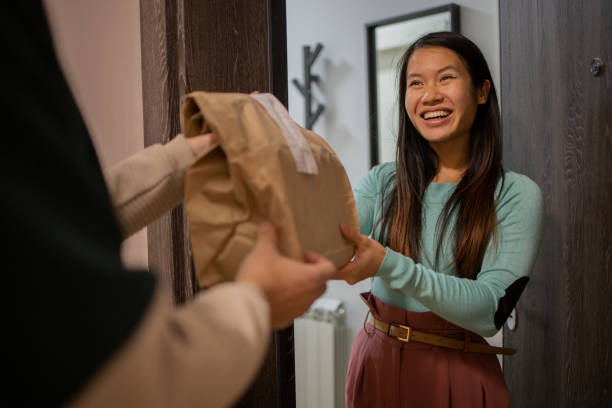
[199,132,219,149]
[250,91,260,95]
[335,261,354,280]
[303,252,336,279]
[187,132,219,156]
[255,222,278,250]
[339,223,362,245]
[193,132,217,142]
[205,132,219,144]
[302,251,325,264]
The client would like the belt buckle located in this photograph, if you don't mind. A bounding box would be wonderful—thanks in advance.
[387,322,411,342]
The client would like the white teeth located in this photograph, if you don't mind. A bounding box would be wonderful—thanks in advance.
[424,110,451,119]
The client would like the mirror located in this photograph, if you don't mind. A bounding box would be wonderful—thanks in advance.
[367,5,460,166]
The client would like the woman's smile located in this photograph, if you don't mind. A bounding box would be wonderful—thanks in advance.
[419,108,454,127]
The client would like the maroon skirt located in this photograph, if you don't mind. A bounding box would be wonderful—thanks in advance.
[345,292,509,408]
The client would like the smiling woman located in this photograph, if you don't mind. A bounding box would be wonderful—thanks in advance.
[339,32,544,408]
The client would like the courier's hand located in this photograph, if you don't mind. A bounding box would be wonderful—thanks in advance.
[184,92,259,155]
[236,222,336,329]
[184,90,258,155]
[336,224,386,285]
[185,132,219,156]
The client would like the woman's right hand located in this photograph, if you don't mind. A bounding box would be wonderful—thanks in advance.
[335,224,387,285]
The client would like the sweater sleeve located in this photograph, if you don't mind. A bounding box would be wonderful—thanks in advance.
[375,175,545,337]
[353,164,392,237]
[66,282,271,408]
[103,135,196,237]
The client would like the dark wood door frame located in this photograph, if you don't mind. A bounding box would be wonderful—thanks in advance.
[140,1,294,407]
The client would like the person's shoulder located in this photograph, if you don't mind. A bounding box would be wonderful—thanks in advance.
[355,162,395,195]
[499,170,541,196]
[366,162,396,187]
[496,170,544,215]
[368,161,396,179]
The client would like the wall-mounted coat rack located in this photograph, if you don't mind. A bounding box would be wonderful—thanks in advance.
[292,43,325,130]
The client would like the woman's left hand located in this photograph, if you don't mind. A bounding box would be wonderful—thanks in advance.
[336,224,387,285]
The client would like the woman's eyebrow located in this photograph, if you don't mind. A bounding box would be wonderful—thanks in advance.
[406,65,460,79]
[437,65,460,74]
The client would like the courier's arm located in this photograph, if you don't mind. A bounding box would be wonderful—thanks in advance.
[103,135,196,237]
[67,283,270,408]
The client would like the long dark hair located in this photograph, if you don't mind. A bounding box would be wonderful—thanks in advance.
[378,31,503,279]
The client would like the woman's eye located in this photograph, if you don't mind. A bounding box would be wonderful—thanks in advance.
[409,80,423,87]
[441,75,455,81]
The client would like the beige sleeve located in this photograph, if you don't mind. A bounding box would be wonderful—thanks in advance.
[103,135,196,237]
[66,282,270,408]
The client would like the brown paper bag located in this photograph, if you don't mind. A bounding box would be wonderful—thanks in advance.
[181,91,359,288]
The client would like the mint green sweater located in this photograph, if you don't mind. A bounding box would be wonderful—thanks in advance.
[355,163,544,337]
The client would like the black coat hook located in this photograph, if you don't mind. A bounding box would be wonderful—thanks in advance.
[292,43,325,130]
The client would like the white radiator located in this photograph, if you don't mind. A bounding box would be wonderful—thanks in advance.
[295,298,348,408]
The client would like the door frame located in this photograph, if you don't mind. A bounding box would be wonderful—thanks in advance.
[140,1,294,406]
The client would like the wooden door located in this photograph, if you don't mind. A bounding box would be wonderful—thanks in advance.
[140,1,294,406]
[500,0,611,406]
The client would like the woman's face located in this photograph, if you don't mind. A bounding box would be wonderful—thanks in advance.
[404,46,489,147]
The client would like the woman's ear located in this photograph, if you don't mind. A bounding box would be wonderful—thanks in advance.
[477,79,491,104]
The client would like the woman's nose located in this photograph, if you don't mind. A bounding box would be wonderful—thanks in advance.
[421,87,443,105]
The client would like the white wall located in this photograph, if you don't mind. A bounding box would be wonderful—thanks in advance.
[287,0,502,359]
[43,0,148,269]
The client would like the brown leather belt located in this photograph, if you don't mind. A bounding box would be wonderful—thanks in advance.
[369,315,516,355]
